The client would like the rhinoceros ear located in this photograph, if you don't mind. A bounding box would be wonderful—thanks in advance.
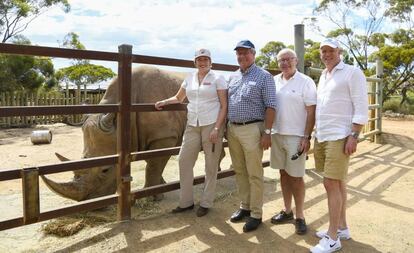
[98,113,116,132]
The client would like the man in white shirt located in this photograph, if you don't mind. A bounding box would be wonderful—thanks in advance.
[310,39,368,253]
[270,48,316,235]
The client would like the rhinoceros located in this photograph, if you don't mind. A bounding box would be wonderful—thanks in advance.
[41,65,189,201]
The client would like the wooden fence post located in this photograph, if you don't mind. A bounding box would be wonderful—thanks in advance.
[375,58,383,144]
[117,44,133,221]
[21,168,40,224]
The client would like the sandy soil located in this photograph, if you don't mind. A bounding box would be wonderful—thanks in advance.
[0,119,413,253]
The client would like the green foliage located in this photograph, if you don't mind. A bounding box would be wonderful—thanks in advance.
[306,0,414,104]
[56,32,116,91]
[0,37,56,92]
[383,95,414,115]
[0,0,70,42]
[56,64,115,87]
[255,41,286,69]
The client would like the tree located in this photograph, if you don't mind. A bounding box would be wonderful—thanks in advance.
[0,0,70,43]
[371,29,414,103]
[306,0,414,104]
[56,33,115,101]
[309,0,387,71]
[0,36,56,92]
[255,41,287,69]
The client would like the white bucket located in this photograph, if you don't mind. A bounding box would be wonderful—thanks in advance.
[31,130,53,145]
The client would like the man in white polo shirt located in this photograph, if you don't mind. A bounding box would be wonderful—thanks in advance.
[310,39,368,253]
[270,48,316,235]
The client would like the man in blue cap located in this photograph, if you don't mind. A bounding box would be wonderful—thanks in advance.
[227,39,277,232]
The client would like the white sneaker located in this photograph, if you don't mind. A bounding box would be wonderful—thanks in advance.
[316,228,351,240]
[310,235,342,253]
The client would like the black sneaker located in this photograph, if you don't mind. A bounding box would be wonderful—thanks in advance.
[295,218,307,235]
[270,210,294,224]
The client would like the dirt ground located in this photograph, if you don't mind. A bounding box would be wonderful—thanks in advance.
[0,119,413,253]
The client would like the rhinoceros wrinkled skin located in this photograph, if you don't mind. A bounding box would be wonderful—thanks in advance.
[41,66,189,201]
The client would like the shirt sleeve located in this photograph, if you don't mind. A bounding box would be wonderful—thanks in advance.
[181,73,193,90]
[215,75,228,90]
[349,67,369,125]
[303,77,317,106]
[261,72,277,110]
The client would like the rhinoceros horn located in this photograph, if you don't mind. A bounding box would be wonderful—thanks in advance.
[98,113,116,132]
[41,175,91,201]
[55,152,71,162]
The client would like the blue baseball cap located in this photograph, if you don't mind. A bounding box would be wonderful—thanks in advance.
[234,40,255,50]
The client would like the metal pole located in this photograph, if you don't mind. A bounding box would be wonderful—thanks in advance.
[117,44,132,221]
[375,58,383,144]
[294,24,305,73]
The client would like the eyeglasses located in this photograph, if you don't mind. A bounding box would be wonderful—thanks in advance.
[277,57,296,63]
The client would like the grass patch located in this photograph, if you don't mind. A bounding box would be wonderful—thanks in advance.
[383,95,414,115]
[41,209,116,237]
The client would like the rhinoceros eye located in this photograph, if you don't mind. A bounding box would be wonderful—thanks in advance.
[101,166,111,173]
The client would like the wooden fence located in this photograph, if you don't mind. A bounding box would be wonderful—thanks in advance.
[0,92,104,127]
[0,36,383,232]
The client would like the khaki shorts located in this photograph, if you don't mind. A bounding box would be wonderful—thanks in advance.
[314,138,350,180]
[270,134,306,177]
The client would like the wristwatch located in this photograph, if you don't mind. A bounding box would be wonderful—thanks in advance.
[350,131,360,139]
[303,135,312,140]
[264,129,271,135]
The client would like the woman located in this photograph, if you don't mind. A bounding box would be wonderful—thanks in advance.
[155,48,228,217]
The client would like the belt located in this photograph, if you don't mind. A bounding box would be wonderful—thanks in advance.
[230,119,263,125]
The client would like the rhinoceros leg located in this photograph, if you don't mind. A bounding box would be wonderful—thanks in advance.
[143,138,178,200]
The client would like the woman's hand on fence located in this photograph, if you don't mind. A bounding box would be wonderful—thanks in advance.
[154,100,166,110]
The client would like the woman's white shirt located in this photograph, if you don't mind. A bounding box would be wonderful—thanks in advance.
[182,70,227,126]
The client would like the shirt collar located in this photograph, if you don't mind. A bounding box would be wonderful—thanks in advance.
[281,70,298,81]
[240,63,256,75]
[322,60,345,75]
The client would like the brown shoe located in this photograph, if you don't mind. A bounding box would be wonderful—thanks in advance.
[196,206,209,217]
[171,204,194,213]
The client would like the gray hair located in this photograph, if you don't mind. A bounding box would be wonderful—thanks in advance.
[250,48,256,55]
[277,48,296,59]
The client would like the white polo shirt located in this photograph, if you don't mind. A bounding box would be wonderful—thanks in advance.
[182,70,227,127]
[272,71,317,136]
[315,61,368,142]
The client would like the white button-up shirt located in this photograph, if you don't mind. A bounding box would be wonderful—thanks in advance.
[182,70,227,127]
[315,61,369,142]
[272,71,317,136]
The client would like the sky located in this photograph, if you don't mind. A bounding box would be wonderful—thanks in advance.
[22,0,327,73]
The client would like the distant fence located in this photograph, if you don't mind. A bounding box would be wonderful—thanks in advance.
[0,92,104,127]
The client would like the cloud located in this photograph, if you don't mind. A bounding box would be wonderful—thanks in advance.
[23,0,318,70]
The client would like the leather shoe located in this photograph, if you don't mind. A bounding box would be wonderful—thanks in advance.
[230,209,251,222]
[295,218,307,235]
[271,210,294,224]
[243,217,262,232]
[171,204,194,213]
[196,206,209,217]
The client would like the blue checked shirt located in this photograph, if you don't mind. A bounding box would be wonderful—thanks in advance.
[228,64,277,123]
